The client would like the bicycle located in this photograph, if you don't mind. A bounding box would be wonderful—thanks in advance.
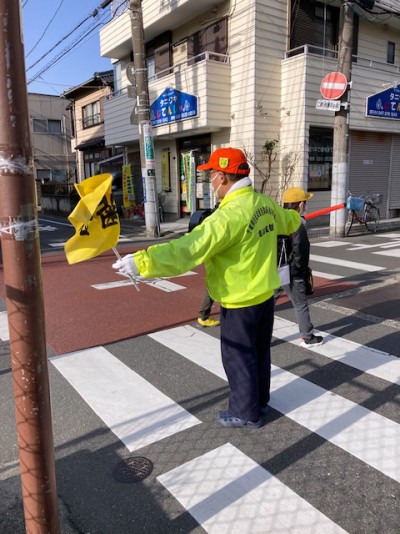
[345,192,380,236]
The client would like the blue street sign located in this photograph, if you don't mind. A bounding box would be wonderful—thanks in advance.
[150,88,198,127]
[366,85,400,120]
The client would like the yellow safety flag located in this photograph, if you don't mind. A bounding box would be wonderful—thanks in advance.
[64,173,120,264]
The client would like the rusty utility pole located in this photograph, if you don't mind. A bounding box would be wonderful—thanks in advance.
[129,0,160,237]
[0,1,60,532]
[330,2,354,237]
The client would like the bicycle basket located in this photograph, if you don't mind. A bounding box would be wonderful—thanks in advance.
[347,196,365,211]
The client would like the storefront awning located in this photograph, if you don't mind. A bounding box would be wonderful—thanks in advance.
[75,137,105,151]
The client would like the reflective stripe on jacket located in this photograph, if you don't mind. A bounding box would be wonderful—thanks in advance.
[133,186,300,308]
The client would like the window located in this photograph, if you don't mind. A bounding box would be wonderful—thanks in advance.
[146,31,172,79]
[290,1,351,57]
[308,127,333,191]
[82,101,101,128]
[113,62,122,94]
[32,118,62,134]
[188,18,228,63]
[36,169,51,182]
[52,169,67,183]
[147,56,156,82]
[48,120,62,134]
[387,41,395,64]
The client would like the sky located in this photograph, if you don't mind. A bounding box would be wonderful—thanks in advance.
[22,0,118,96]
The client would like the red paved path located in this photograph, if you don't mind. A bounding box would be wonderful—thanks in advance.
[0,248,355,355]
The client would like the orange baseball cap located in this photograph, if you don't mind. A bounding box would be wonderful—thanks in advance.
[197,147,250,175]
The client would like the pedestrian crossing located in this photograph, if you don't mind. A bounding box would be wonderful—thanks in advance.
[2,232,400,532]
[43,317,400,533]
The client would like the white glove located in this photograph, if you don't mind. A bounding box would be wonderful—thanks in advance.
[112,254,139,277]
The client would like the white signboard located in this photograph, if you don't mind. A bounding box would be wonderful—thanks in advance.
[316,99,341,112]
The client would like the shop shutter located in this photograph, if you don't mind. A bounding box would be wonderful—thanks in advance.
[389,135,400,210]
[349,131,391,218]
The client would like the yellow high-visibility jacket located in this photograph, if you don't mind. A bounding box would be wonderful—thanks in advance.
[134,186,300,308]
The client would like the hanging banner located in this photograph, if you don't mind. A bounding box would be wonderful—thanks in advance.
[143,123,155,169]
[161,150,171,191]
[122,165,135,208]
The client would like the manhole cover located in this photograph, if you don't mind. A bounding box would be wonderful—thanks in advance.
[112,456,154,483]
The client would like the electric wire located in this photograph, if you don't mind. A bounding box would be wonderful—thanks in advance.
[27,12,110,84]
[26,0,65,58]
[26,5,104,73]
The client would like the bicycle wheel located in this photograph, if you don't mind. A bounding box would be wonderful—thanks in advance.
[364,205,380,233]
[345,210,355,236]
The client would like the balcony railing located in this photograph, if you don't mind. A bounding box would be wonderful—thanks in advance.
[285,44,400,74]
[109,51,230,100]
[104,51,231,145]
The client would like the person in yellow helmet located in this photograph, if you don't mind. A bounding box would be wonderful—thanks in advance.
[275,187,323,347]
[113,147,300,428]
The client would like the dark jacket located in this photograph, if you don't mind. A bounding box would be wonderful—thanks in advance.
[278,218,310,278]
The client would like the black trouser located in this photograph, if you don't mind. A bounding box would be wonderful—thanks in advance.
[198,290,214,320]
[220,296,274,421]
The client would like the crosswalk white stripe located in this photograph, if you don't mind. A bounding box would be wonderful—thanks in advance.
[50,346,200,452]
[273,317,400,385]
[372,233,400,238]
[92,271,197,292]
[310,254,385,272]
[373,249,400,257]
[311,270,344,280]
[150,325,400,482]
[92,279,186,292]
[158,443,346,534]
[313,241,348,248]
[0,311,9,341]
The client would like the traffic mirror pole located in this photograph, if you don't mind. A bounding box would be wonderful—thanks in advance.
[129,0,160,237]
[0,2,60,532]
[330,2,353,237]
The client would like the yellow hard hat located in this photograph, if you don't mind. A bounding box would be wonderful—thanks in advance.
[283,187,313,203]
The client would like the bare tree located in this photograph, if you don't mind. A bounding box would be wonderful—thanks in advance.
[243,138,301,201]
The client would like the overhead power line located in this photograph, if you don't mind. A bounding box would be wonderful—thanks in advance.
[26,0,115,77]
[26,0,65,58]
[27,12,110,84]
[26,10,100,73]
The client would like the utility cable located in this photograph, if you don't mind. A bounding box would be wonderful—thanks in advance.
[26,4,105,72]
[27,14,109,84]
[26,0,65,58]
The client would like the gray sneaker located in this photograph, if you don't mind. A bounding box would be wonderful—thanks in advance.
[300,335,323,348]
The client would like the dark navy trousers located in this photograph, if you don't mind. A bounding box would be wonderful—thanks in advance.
[220,296,274,422]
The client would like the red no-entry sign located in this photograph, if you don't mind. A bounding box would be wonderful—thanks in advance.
[320,72,348,100]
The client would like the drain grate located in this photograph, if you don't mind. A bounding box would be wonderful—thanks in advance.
[112,456,154,483]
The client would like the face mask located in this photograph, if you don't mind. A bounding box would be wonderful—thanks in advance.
[211,172,223,198]
[300,202,307,216]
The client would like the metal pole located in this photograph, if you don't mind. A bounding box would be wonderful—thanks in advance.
[129,0,160,237]
[0,2,60,532]
[330,1,353,237]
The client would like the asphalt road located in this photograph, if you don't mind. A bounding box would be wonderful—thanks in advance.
[0,219,399,533]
